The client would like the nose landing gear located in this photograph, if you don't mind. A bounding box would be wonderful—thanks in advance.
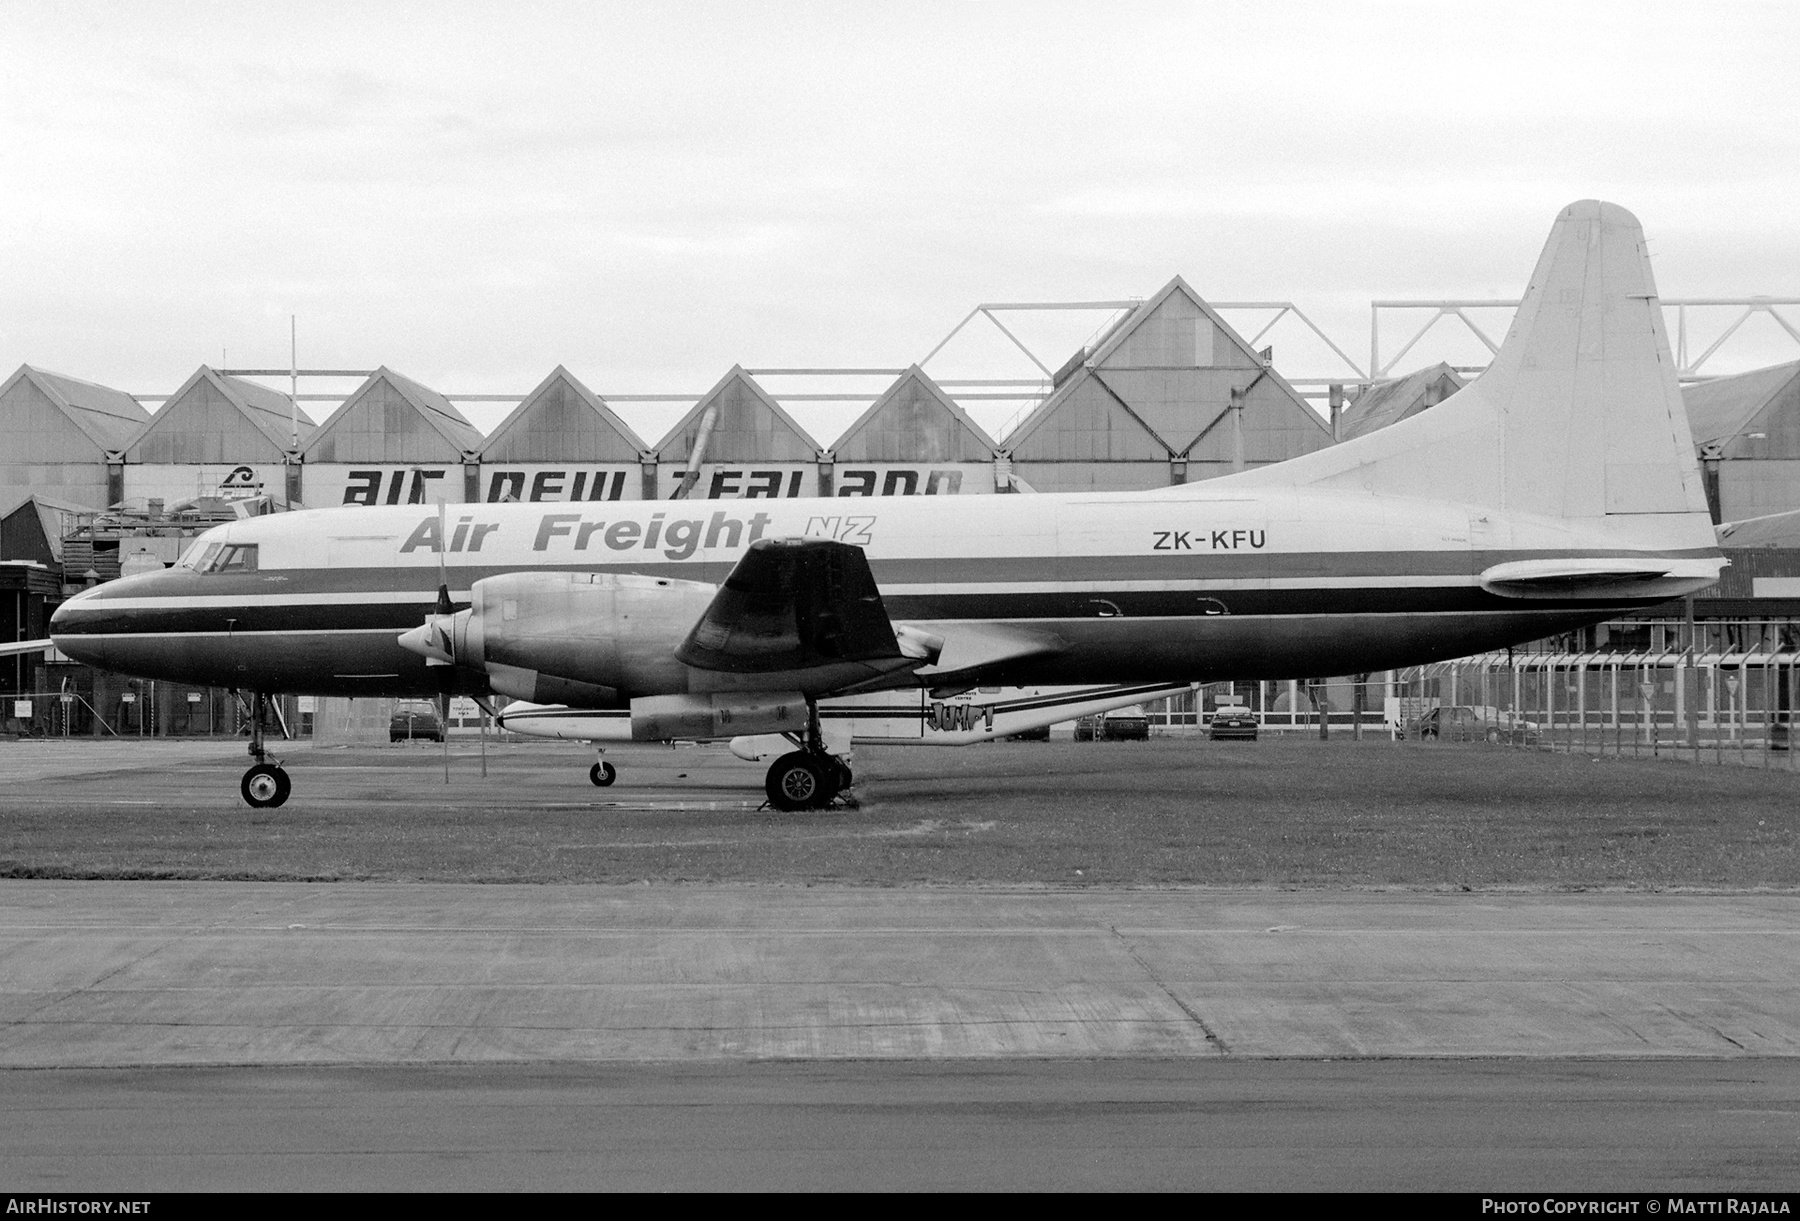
[589,751,617,787]
[239,691,291,809]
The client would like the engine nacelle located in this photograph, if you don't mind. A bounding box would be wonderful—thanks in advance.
[451,570,718,705]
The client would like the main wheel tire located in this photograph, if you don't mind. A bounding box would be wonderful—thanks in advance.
[765,751,833,811]
[241,763,291,809]
[590,761,617,787]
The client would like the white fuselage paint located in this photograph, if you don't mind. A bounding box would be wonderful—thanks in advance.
[50,482,1719,699]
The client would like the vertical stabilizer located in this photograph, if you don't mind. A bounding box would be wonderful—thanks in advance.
[1224,202,1713,538]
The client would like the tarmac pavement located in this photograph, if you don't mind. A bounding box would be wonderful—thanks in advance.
[5,741,1799,1189]
[3,882,1796,1066]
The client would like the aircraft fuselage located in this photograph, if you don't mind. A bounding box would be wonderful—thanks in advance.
[50,484,1717,697]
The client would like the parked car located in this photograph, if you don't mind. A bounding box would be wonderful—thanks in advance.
[1099,705,1150,740]
[390,700,444,742]
[1401,705,1538,745]
[1404,705,1486,742]
[1208,707,1259,741]
[1074,707,1151,741]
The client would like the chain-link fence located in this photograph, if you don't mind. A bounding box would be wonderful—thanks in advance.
[1407,649,1798,768]
[1139,619,1800,768]
[1146,680,1390,737]
[3,682,303,740]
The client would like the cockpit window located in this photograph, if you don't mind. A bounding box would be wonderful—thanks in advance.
[205,544,259,574]
[177,537,221,569]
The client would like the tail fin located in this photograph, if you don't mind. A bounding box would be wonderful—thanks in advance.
[1227,201,1714,543]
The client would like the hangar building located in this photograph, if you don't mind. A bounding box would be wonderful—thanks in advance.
[2,493,81,699]
[1335,363,1465,442]
[477,366,648,504]
[829,366,1008,495]
[650,367,823,500]
[1005,277,1334,492]
[0,365,150,509]
[126,366,316,510]
[1683,360,1800,524]
[301,367,487,507]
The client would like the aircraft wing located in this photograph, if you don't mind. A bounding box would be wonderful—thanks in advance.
[908,622,1067,681]
[675,537,908,675]
[0,638,53,659]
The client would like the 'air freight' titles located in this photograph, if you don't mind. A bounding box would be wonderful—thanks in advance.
[398,511,774,560]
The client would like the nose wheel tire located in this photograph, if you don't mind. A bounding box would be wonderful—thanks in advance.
[765,752,838,811]
[589,761,617,787]
[241,763,291,809]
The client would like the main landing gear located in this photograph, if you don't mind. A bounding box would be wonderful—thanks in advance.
[763,701,853,812]
[240,692,291,809]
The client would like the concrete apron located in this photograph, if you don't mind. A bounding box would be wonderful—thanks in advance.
[1,883,1796,1066]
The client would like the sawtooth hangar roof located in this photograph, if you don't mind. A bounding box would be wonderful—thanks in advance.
[480,366,647,463]
[303,367,486,464]
[832,366,997,462]
[651,366,822,463]
[1004,277,1332,491]
[1337,363,1465,441]
[127,366,316,464]
[0,365,150,459]
[1684,360,1800,460]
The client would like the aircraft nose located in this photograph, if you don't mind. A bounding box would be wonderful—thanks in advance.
[49,600,105,668]
[50,575,157,670]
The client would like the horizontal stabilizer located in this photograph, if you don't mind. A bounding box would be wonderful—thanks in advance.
[1478,557,1721,600]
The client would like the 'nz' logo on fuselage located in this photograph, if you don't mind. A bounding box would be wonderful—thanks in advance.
[805,516,876,546]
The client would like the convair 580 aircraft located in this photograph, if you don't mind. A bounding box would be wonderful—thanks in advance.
[51,202,1723,808]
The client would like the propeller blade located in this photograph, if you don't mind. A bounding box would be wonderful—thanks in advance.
[435,501,451,616]
[433,501,454,785]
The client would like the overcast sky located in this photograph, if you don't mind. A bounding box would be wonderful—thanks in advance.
[5,0,1797,443]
